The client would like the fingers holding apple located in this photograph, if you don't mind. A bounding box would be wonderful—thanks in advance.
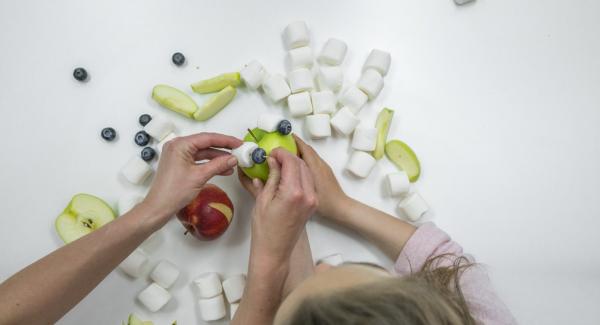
[177,184,234,240]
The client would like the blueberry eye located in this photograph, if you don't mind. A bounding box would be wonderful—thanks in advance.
[277,120,292,135]
[141,147,156,161]
[172,52,186,66]
[251,148,267,164]
[134,131,150,146]
[138,114,152,127]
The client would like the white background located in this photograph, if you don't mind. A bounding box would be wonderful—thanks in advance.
[1,0,599,324]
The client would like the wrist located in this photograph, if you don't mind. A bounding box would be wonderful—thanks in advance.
[134,200,174,232]
[324,195,354,222]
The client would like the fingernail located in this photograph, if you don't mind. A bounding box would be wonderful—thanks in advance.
[227,156,238,166]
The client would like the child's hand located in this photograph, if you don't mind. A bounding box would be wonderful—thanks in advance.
[294,135,349,220]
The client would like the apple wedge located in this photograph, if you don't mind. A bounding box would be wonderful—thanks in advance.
[127,314,153,325]
[385,140,421,182]
[372,107,394,160]
[152,84,199,118]
[55,194,115,244]
[193,85,237,121]
[191,72,241,94]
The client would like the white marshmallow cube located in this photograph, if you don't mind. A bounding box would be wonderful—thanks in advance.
[318,253,344,266]
[318,38,347,65]
[257,113,285,132]
[339,86,368,114]
[240,60,267,90]
[330,107,360,136]
[357,69,384,100]
[386,172,410,197]
[156,132,177,156]
[283,21,310,49]
[222,274,246,303]
[194,272,223,299]
[287,46,313,70]
[306,114,332,139]
[311,90,336,115]
[137,283,172,312]
[121,156,153,185]
[317,66,343,92]
[287,91,313,117]
[398,193,429,222]
[346,151,377,178]
[231,142,259,168]
[230,303,239,320]
[288,68,315,93]
[150,260,180,289]
[118,194,143,216]
[198,295,227,321]
[119,249,148,278]
[454,0,475,5]
[352,126,378,151]
[363,49,391,76]
[262,74,291,102]
[144,115,174,141]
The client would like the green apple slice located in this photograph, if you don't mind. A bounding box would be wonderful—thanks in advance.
[372,108,394,160]
[193,85,237,121]
[127,314,154,325]
[152,84,199,118]
[55,194,115,244]
[385,140,421,182]
[191,72,241,94]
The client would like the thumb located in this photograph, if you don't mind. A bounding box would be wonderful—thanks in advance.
[196,155,238,184]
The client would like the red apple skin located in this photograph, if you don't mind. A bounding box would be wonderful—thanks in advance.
[177,184,234,240]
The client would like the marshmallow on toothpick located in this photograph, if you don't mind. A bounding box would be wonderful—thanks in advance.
[352,126,378,151]
[230,303,239,320]
[287,46,313,70]
[317,253,344,266]
[194,272,223,299]
[137,283,172,312]
[144,115,174,141]
[330,107,360,136]
[262,74,291,102]
[363,49,391,76]
[339,86,368,114]
[283,21,310,49]
[156,132,177,155]
[287,91,313,117]
[311,90,336,115]
[121,156,153,185]
[346,151,376,178]
[240,60,267,90]
[317,66,343,92]
[118,194,143,216]
[257,113,285,132]
[222,274,246,303]
[318,38,347,66]
[119,249,148,278]
[198,295,227,321]
[150,260,180,289]
[288,68,315,93]
[306,114,332,139]
[385,172,410,197]
[232,142,259,168]
[357,69,384,100]
[398,193,429,221]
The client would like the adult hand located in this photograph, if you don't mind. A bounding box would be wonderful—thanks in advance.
[143,132,242,220]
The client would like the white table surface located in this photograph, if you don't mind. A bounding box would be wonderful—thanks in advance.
[1,0,599,324]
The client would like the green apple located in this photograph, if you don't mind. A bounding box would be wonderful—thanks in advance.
[385,140,421,182]
[126,314,153,325]
[372,108,394,160]
[55,194,115,244]
[193,85,237,121]
[191,72,241,94]
[152,84,199,118]
[241,128,298,182]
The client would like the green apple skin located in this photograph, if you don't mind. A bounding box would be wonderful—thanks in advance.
[152,84,199,118]
[191,72,241,94]
[372,107,394,160]
[55,193,115,244]
[241,128,298,182]
[385,139,421,182]
[193,85,237,121]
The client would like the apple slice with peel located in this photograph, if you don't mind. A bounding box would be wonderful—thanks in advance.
[152,84,199,118]
[127,314,153,325]
[191,72,241,94]
[372,108,394,160]
[385,140,421,182]
[55,194,115,244]
[193,86,237,121]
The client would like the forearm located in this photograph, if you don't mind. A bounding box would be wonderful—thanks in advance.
[282,229,314,298]
[0,202,167,325]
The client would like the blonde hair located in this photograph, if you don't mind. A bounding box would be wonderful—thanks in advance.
[289,255,476,325]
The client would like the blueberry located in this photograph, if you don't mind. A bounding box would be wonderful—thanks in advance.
[141,147,156,161]
[73,67,88,82]
[172,52,186,66]
[277,120,292,135]
[251,148,267,164]
[139,114,152,127]
[134,131,150,146]
[101,127,116,141]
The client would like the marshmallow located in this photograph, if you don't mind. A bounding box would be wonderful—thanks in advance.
[454,0,475,5]
[119,249,148,278]
[222,274,246,303]
[339,86,368,114]
[346,151,376,178]
[257,113,285,132]
[317,253,344,266]
[121,156,153,185]
[240,60,267,90]
[363,49,391,76]
[357,69,384,99]
[287,46,313,70]
[386,172,410,197]
[352,126,378,151]
[283,21,310,49]
[306,114,332,139]
[311,90,336,115]
[156,132,177,155]
[330,107,360,136]
[232,142,259,168]
[287,91,313,117]
[137,283,172,312]
[317,65,343,92]
[150,260,180,289]
[318,38,347,65]
[288,68,315,93]
[118,194,143,216]
[398,193,429,222]
[198,295,227,321]
[144,115,174,141]
[262,74,291,102]
[230,303,239,320]
[194,272,223,299]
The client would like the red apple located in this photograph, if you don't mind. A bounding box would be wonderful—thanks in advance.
[177,184,234,240]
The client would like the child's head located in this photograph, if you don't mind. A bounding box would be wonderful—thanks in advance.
[274,256,475,325]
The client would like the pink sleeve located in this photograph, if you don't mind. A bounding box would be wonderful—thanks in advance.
[394,222,517,325]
